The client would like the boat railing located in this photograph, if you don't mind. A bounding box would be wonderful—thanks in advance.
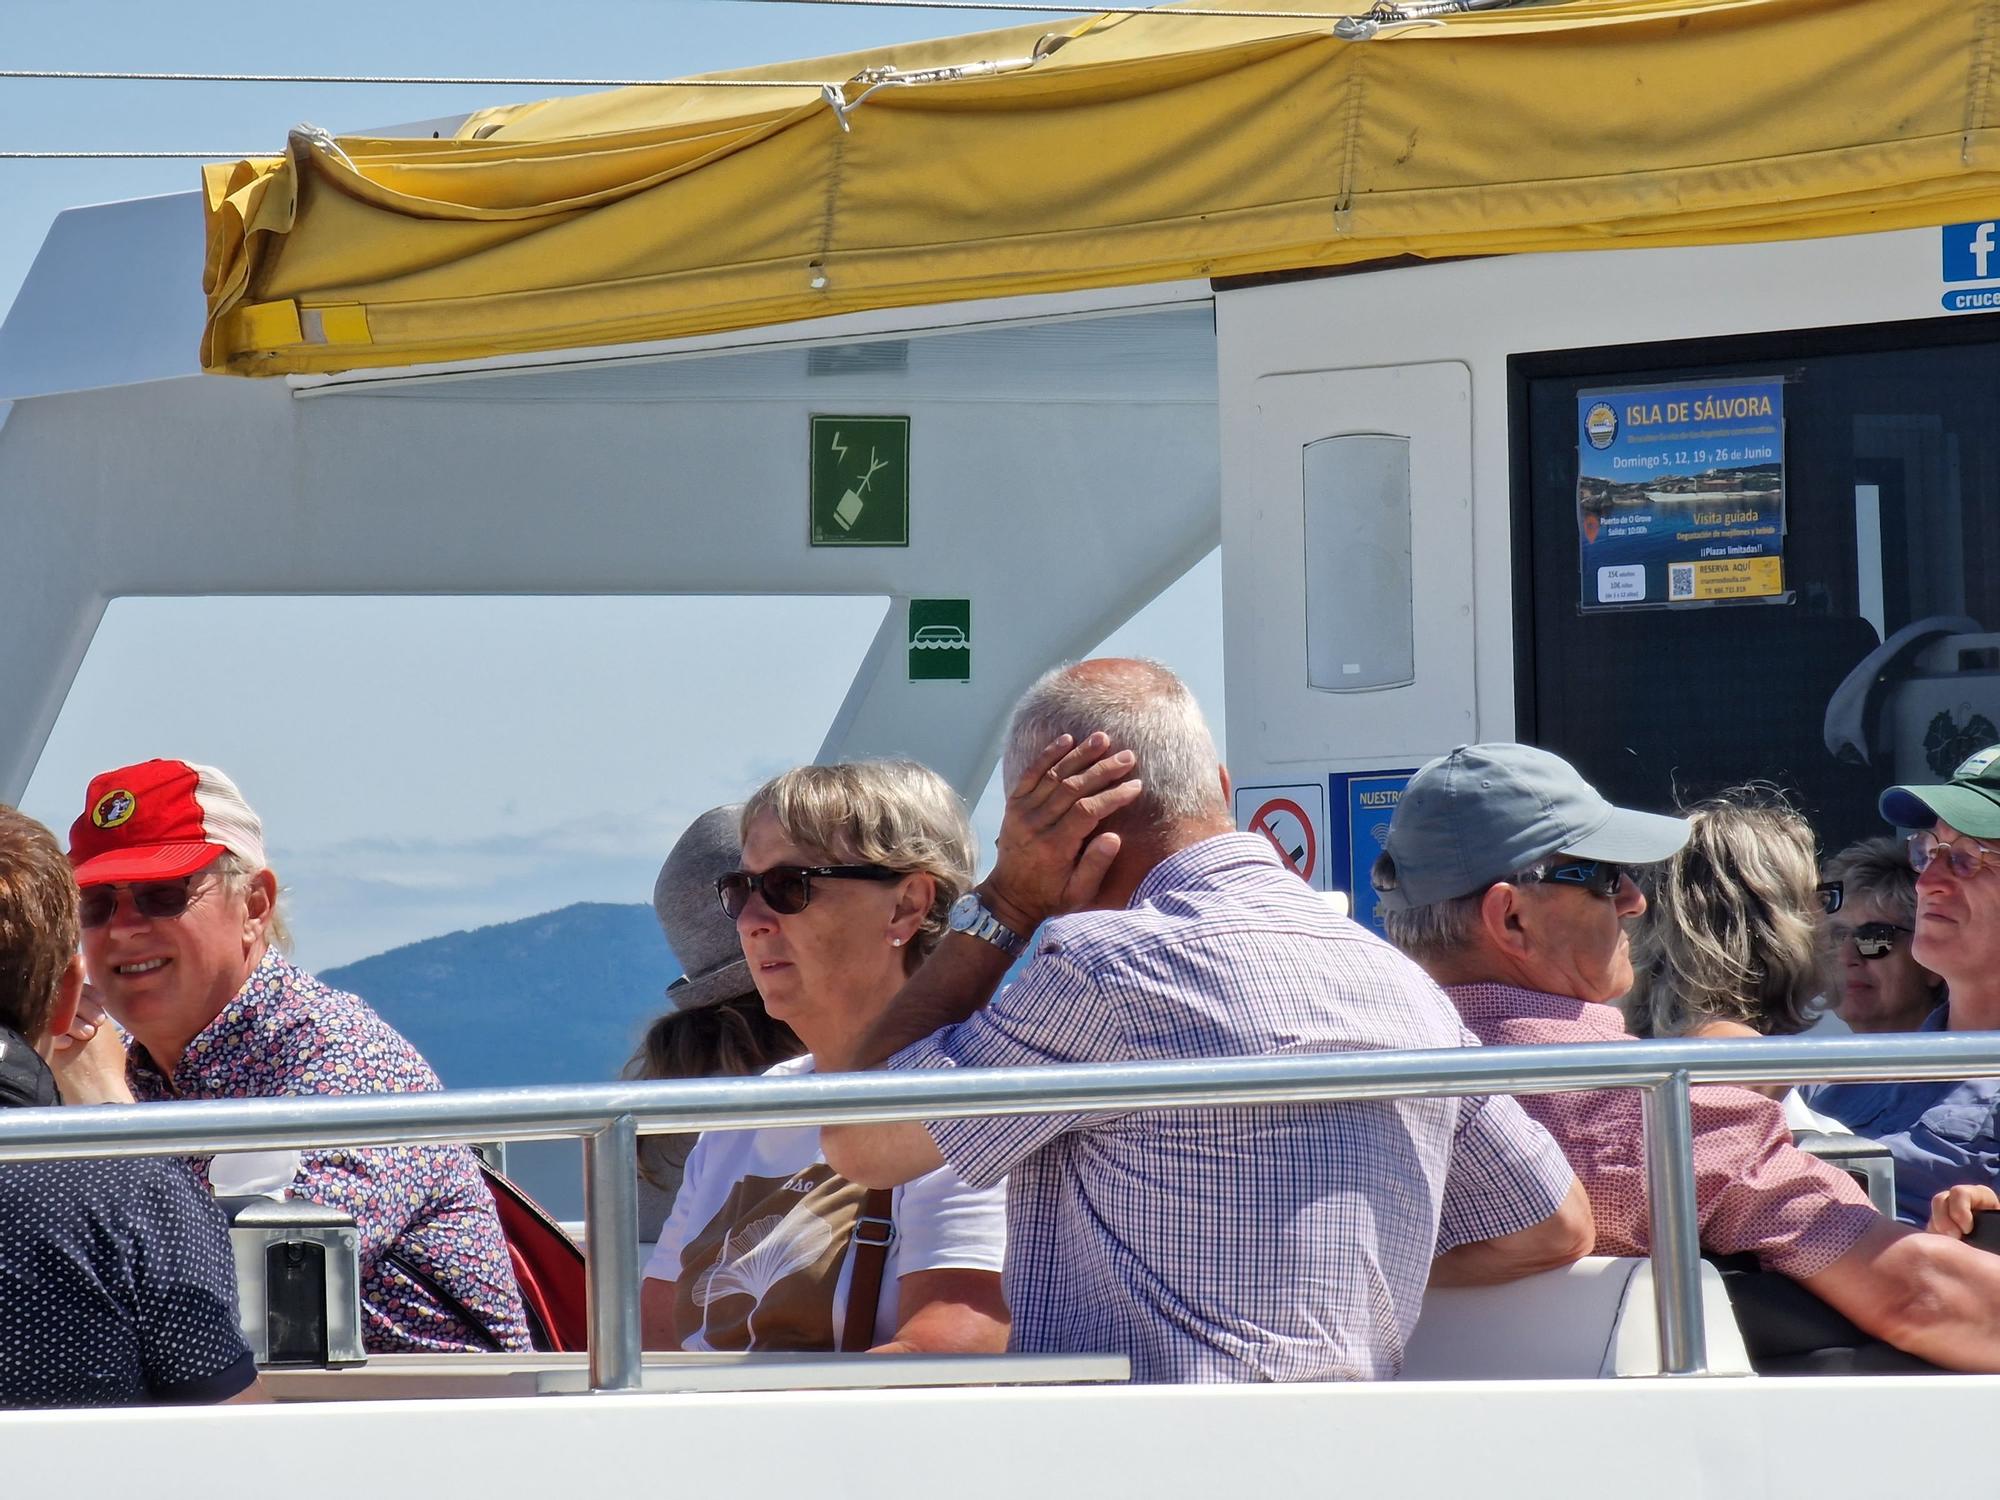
[3,1030,1998,1391]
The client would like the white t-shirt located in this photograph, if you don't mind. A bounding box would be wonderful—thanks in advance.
[643,1055,1006,1351]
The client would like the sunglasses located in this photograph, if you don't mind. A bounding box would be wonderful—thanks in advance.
[1525,858,1629,899]
[1828,921,1912,960]
[715,864,903,919]
[78,876,198,929]
[1816,882,1843,916]
[1907,829,2000,880]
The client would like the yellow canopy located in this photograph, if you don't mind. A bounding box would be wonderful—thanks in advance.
[201,0,2000,375]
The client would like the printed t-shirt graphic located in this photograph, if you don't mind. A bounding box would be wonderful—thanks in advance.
[676,1165,880,1351]
[645,1054,1007,1351]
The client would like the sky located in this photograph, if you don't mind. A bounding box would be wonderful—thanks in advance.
[2,1,1226,971]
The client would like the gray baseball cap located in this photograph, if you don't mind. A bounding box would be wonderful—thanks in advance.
[652,804,754,1012]
[1373,743,1690,910]
[1880,744,2000,837]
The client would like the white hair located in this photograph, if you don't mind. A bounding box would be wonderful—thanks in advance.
[213,851,293,953]
[1003,660,1225,829]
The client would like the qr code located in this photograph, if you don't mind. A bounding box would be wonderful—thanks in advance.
[1668,563,1695,600]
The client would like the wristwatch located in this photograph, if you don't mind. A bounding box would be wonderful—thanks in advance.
[948,891,1027,956]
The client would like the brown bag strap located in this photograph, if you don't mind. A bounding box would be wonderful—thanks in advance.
[841,1187,897,1352]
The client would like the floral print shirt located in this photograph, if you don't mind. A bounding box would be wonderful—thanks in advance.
[129,949,530,1354]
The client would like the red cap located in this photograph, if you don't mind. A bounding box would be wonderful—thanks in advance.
[68,760,267,888]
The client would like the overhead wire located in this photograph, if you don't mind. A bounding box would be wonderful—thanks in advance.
[0,0,1506,156]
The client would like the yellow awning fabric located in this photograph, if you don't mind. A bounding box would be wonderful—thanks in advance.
[201,0,2000,375]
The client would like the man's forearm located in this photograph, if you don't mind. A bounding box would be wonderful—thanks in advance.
[1431,1180,1593,1287]
[825,929,1016,1073]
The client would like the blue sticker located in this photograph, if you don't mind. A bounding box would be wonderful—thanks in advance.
[1330,770,1415,935]
[1944,287,2000,314]
[1942,221,2000,284]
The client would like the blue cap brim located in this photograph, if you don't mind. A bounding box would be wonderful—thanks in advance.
[1560,806,1691,865]
[1880,783,2000,838]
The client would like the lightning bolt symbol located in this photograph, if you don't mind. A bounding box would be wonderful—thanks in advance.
[831,430,849,467]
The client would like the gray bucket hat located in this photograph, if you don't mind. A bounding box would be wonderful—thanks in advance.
[1373,743,1690,911]
[1880,744,2000,838]
[652,804,753,1012]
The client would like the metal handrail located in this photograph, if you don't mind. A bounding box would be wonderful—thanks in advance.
[5,1030,1997,1390]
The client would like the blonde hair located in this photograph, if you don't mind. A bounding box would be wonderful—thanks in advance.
[741,761,975,962]
[1626,789,1828,1038]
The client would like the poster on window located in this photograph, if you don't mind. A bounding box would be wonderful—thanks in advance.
[1576,377,1787,610]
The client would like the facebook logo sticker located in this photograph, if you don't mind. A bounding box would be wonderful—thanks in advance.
[1943,221,2000,283]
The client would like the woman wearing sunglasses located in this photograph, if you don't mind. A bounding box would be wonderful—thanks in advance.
[639,760,1009,1355]
[1816,836,1942,1036]
[1799,750,2000,1226]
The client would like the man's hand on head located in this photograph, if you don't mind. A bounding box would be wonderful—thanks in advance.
[983,732,1144,933]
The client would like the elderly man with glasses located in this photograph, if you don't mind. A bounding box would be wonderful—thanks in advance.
[47,759,530,1355]
[1803,747,2000,1231]
[1373,742,2000,1373]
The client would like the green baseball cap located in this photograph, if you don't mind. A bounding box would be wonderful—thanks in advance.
[1880,745,2000,837]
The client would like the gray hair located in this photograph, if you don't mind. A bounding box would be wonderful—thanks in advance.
[1003,659,1224,829]
[1625,791,1827,1039]
[1377,889,1488,963]
[1373,850,1547,963]
[213,851,293,953]
[742,760,975,964]
[1822,835,1917,926]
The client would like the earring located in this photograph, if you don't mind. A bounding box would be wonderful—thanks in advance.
[889,936,905,948]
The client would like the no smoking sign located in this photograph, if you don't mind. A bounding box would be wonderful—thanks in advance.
[1233,782,1328,890]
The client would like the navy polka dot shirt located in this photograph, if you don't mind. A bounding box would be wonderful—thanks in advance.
[1,1034,255,1409]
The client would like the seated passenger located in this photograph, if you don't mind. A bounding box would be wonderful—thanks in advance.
[1623,791,1845,1128]
[48,760,529,1354]
[641,762,1008,1354]
[1376,741,2000,1371]
[1626,792,1826,1044]
[627,805,803,1231]
[1816,835,1941,1036]
[1801,749,2000,1221]
[0,804,262,1409]
[822,660,1592,1384]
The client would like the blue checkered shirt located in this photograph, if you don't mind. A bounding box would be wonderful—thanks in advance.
[888,834,1575,1383]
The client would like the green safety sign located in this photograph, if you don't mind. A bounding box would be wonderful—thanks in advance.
[908,599,970,682]
[809,415,910,547]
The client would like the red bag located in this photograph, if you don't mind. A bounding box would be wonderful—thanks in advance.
[482,1165,590,1353]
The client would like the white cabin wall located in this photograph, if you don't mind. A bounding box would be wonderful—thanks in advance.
[0,319,1218,801]
[1214,224,1960,901]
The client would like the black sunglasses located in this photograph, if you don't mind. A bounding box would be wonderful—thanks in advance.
[1829,920,1913,960]
[79,876,198,929]
[1816,882,1843,916]
[716,864,903,919]
[1528,858,1629,899]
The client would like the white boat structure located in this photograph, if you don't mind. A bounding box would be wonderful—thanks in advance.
[5,0,2000,1488]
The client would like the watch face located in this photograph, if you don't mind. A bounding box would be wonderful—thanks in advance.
[948,891,984,930]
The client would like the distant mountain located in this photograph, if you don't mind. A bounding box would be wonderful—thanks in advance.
[323,902,677,1089]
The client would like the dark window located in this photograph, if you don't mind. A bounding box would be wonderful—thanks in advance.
[1511,315,2000,855]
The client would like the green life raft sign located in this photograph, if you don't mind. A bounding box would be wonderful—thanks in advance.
[908,599,970,682]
